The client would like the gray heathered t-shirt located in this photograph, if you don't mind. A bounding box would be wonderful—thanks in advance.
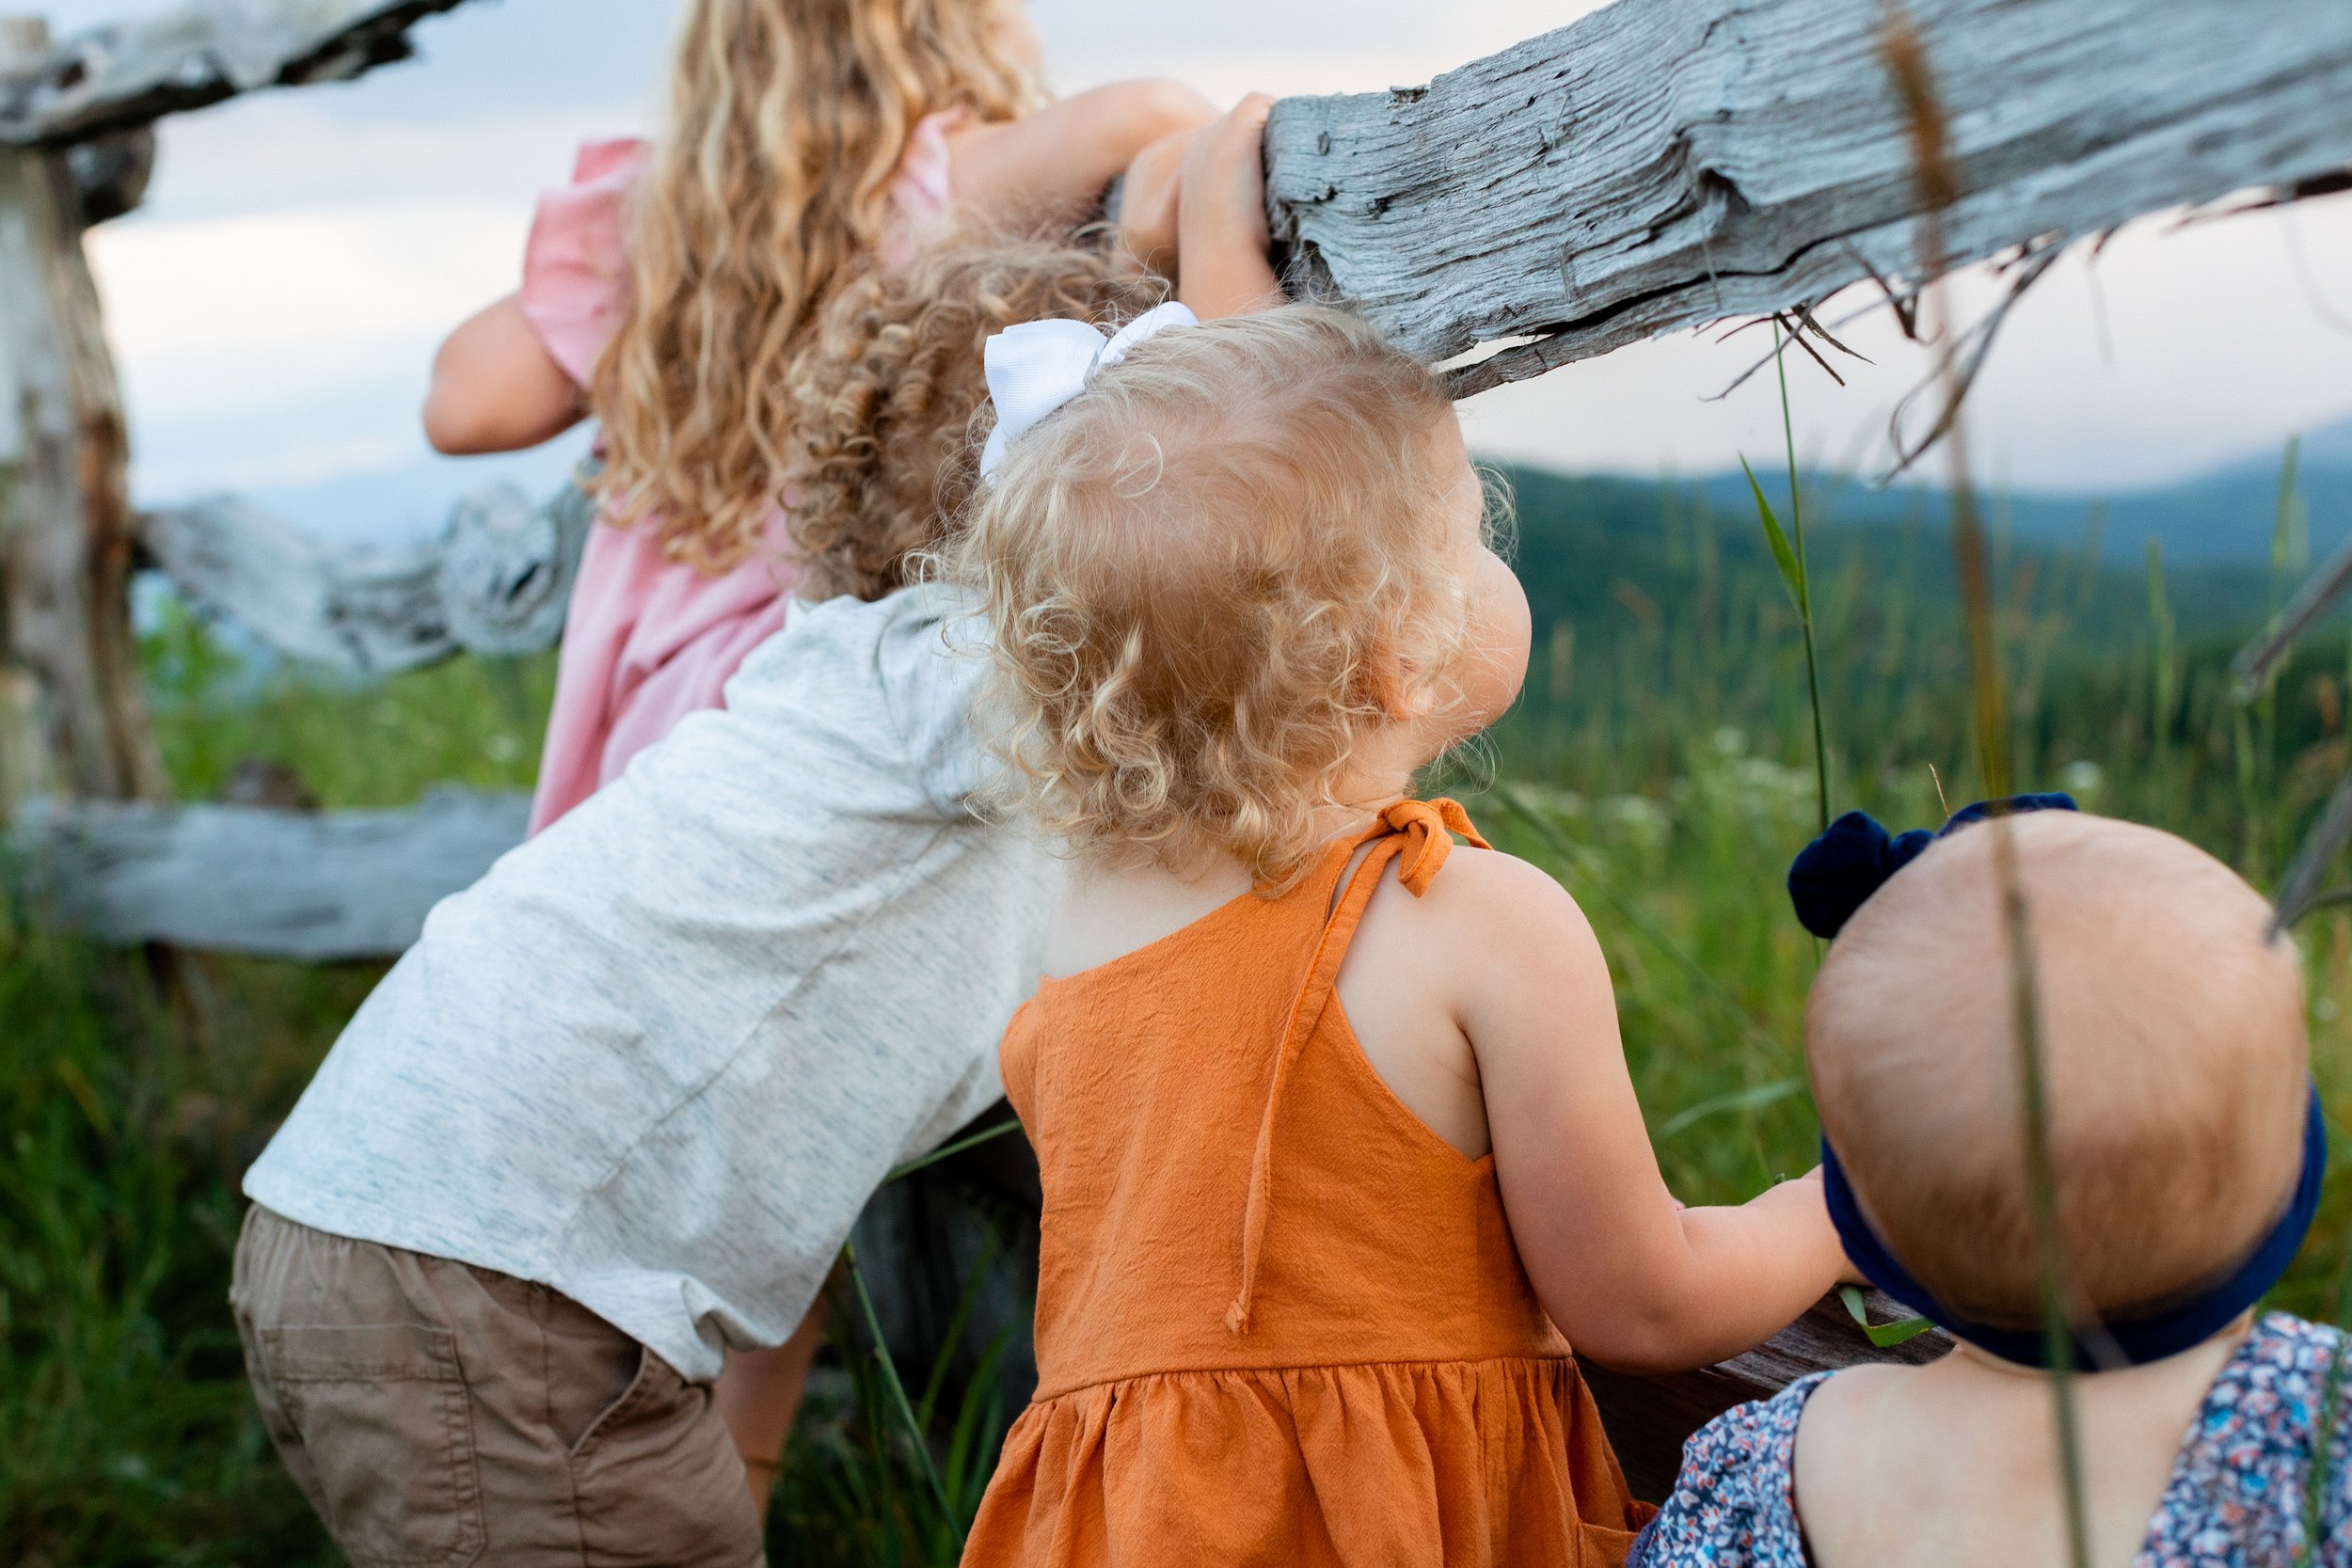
[245,585,1057,1383]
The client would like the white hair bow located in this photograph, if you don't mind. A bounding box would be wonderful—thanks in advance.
[979,302,1200,479]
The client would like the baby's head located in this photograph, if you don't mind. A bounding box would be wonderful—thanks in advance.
[1809,811,2308,1331]
[783,233,1168,602]
[954,305,1530,882]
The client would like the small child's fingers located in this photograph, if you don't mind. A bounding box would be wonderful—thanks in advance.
[1122,130,1191,214]
[1221,93,1276,149]
[1189,95,1274,186]
[1130,126,1194,175]
[1118,131,1190,273]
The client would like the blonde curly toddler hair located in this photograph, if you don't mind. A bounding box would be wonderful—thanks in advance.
[781,232,1168,603]
[950,305,1482,884]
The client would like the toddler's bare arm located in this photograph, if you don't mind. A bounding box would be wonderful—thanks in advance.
[948,80,1216,226]
[1453,856,1851,1373]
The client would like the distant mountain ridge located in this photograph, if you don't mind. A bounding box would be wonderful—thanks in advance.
[148,414,2351,573]
[1680,414,2352,568]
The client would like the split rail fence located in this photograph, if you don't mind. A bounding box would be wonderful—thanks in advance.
[3,0,2349,1492]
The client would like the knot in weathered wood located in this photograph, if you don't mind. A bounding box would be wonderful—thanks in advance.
[65,125,151,223]
[437,474,593,658]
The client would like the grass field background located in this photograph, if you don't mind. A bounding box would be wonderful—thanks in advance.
[8,463,2351,1564]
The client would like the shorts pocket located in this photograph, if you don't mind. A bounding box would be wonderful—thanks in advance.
[262,1322,485,1568]
[567,1339,659,1462]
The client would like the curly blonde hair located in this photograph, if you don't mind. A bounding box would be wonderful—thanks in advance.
[949,306,1477,884]
[782,232,1168,603]
[594,0,1041,575]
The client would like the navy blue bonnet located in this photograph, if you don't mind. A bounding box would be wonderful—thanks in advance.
[1788,793,2325,1369]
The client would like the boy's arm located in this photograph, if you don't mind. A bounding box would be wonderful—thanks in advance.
[423,294,586,455]
[1461,857,1851,1373]
[1175,94,1284,321]
[947,80,1216,224]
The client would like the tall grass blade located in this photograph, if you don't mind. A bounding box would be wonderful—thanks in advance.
[2247,438,2308,871]
[939,1330,1015,1523]
[2277,436,2306,590]
[1881,8,2091,1563]
[2272,767,2352,937]
[1740,448,1829,831]
[1656,1077,1807,1140]
[2148,542,2176,814]
[1774,322,1832,834]
[2234,532,2352,701]
[838,1239,961,1545]
[886,1118,1024,1185]
[2296,1243,2352,1564]
[2074,503,2106,618]
[1741,457,1806,615]
[2235,705,2265,877]
[914,1225,1005,1431]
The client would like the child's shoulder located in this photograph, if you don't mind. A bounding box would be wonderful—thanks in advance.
[1398,838,1600,955]
[1629,1375,1827,1568]
[1348,838,1613,1042]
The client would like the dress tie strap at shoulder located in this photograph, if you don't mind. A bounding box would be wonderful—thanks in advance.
[1380,798,1491,897]
[1225,799,1488,1335]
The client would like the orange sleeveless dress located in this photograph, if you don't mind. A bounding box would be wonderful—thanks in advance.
[963,800,1647,1568]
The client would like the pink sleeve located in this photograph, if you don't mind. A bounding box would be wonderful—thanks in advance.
[518,138,651,388]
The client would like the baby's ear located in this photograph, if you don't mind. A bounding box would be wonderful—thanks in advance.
[1360,652,1427,723]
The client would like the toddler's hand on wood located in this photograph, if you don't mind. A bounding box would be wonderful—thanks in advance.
[1182,94,1274,252]
[1118,128,1192,279]
[1176,93,1283,319]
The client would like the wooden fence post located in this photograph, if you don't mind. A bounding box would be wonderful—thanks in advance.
[0,12,167,816]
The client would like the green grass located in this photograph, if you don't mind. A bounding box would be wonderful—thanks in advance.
[8,470,2352,1560]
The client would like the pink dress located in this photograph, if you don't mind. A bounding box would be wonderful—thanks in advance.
[517,115,963,832]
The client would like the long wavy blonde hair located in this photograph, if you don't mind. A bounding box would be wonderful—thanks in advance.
[595,0,1041,574]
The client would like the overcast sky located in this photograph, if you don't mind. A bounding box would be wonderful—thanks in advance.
[40,0,2352,532]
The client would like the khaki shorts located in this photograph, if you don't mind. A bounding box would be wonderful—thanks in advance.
[230,1206,764,1568]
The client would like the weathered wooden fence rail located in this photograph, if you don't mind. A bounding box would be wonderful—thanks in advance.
[13,786,527,957]
[2,0,2344,1495]
[1270,0,2352,394]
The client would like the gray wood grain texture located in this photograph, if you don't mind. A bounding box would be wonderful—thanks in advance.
[140,471,595,675]
[1264,0,2352,395]
[9,787,528,958]
[0,132,169,808]
[0,0,474,147]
